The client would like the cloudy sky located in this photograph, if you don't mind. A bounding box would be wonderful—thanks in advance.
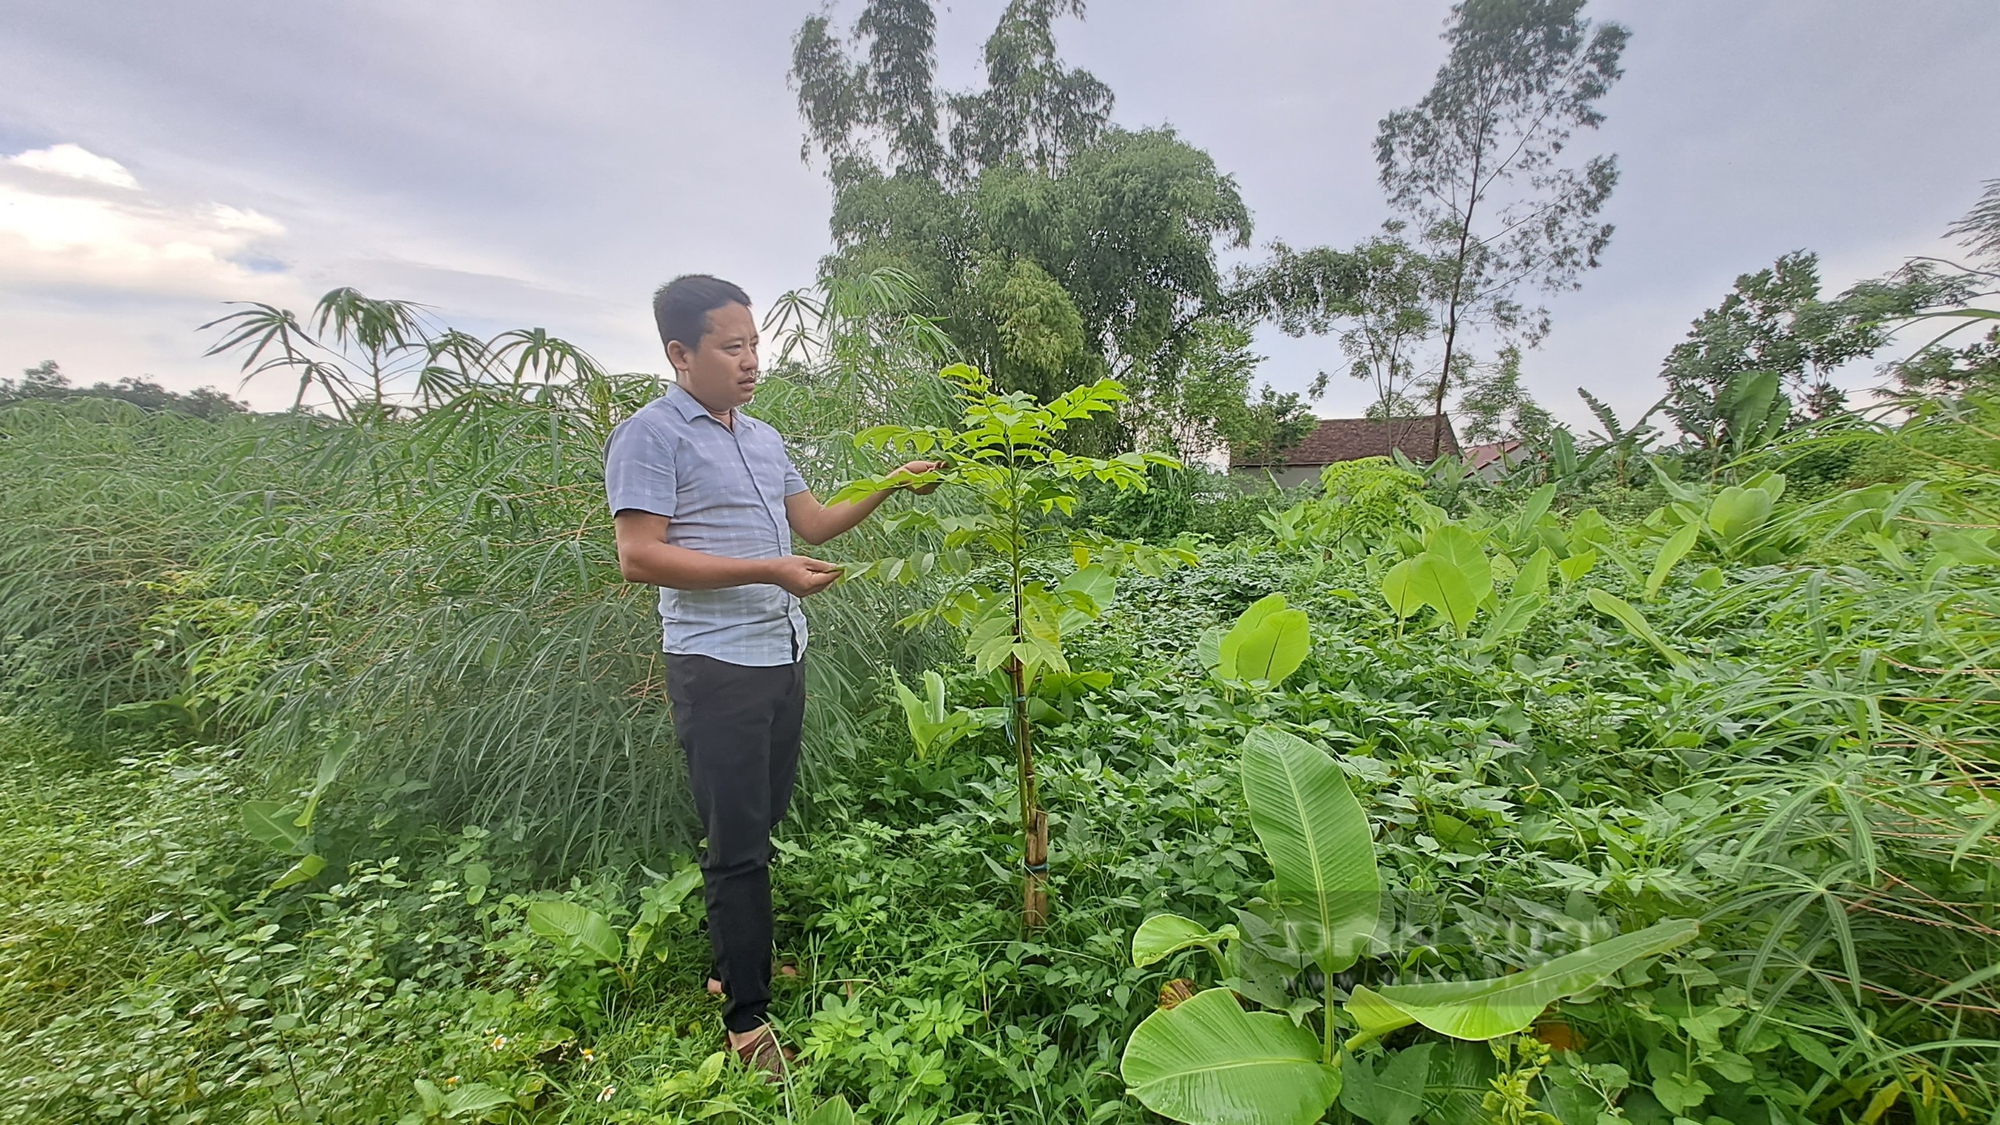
[2,1,1994,426]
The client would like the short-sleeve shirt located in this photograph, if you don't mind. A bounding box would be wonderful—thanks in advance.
[604,384,810,666]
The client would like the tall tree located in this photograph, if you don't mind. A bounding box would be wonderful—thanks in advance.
[1244,230,1454,454]
[1660,251,1969,448]
[791,1,1259,454]
[1376,0,1630,456]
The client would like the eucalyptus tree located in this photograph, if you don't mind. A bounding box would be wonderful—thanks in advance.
[1376,0,1631,457]
[790,1,1261,457]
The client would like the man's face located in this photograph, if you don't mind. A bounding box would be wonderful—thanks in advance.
[670,301,759,412]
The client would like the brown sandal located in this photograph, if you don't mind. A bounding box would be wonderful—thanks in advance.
[731,1026,796,1083]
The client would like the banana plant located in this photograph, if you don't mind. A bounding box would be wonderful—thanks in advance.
[831,363,1193,924]
[1120,728,1698,1125]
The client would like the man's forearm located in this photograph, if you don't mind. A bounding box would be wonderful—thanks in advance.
[618,541,776,590]
[799,489,890,545]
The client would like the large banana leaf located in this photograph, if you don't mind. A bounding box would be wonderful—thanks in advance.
[1241,728,1379,976]
[1122,987,1342,1125]
[1345,919,1697,1041]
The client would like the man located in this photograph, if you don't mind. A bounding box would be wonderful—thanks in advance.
[604,274,935,1078]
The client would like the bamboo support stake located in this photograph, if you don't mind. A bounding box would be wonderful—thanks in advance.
[1024,808,1049,928]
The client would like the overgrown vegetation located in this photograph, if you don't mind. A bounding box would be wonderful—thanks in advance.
[7,5,2000,1124]
[8,293,2000,1120]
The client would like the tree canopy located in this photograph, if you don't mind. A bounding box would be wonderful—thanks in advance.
[790,0,1298,458]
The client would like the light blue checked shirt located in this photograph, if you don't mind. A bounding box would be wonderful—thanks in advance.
[604,384,810,666]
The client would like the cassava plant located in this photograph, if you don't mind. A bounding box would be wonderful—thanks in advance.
[1121,726,1698,1125]
[830,363,1192,924]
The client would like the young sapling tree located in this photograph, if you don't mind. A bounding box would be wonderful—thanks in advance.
[831,362,1191,924]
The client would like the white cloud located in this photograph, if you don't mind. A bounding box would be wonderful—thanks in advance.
[0,145,293,300]
[6,142,140,189]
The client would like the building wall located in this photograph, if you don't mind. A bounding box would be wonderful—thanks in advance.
[1228,465,1325,492]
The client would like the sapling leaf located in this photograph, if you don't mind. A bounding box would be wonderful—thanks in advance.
[1407,554,1481,635]
[1121,987,1342,1125]
[270,853,325,890]
[1381,558,1426,619]
[242,800,309,855]
[1478,593,1545,646]
[805,1097,858,1125]
[1557,549,1598,584]
[1195,625,1225,672]
[1422,525,1493,605]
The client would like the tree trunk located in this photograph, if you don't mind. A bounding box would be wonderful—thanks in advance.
[1433,142,1484,461]
[1009,654,1047,928]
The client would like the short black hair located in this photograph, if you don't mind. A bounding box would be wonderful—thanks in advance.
[653,275,752,356]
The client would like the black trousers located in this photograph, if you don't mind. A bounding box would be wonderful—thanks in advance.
[664,653,805,1034]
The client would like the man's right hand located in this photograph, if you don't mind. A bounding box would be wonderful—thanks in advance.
[767,555,843,597]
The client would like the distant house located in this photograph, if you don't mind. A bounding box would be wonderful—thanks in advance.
[1231,416,1461,490]
[1463,439,1527,481]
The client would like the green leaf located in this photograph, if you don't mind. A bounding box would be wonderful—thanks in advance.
[1219,594,1310,684]
[1650,1072,1712,1115]
[1512,546,1553,598]
[1341,1043,1433,1125]
[1478,593,1544,645]
[1406,554,1481,635]
[1422,526,1493,605]
[1557,549,1598,584]
[1646,521,1701,600]
[1344,919,1697,1041]
[1195,625,1225,672]
[1121,987,1343,1125]
[1241,728,1379,976]
[805,1097,858,1125]
[1692,566,1724,593]
[1585,590,1692,669]
[1707,485,1775,549]
[242,800,309,855]
[270,853,325,890]
[1381,558,1426,619]
[442,1081,516,1118]
[526,901,622,965]
[1133,913,1239,969]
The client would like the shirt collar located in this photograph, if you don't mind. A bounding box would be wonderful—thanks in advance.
[667,382,739,428]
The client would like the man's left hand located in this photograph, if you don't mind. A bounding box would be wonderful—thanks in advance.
[891,460,943,495]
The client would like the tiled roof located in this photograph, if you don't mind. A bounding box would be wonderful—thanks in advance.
[1464,439,1523,471]
[1233,416,1461,467]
